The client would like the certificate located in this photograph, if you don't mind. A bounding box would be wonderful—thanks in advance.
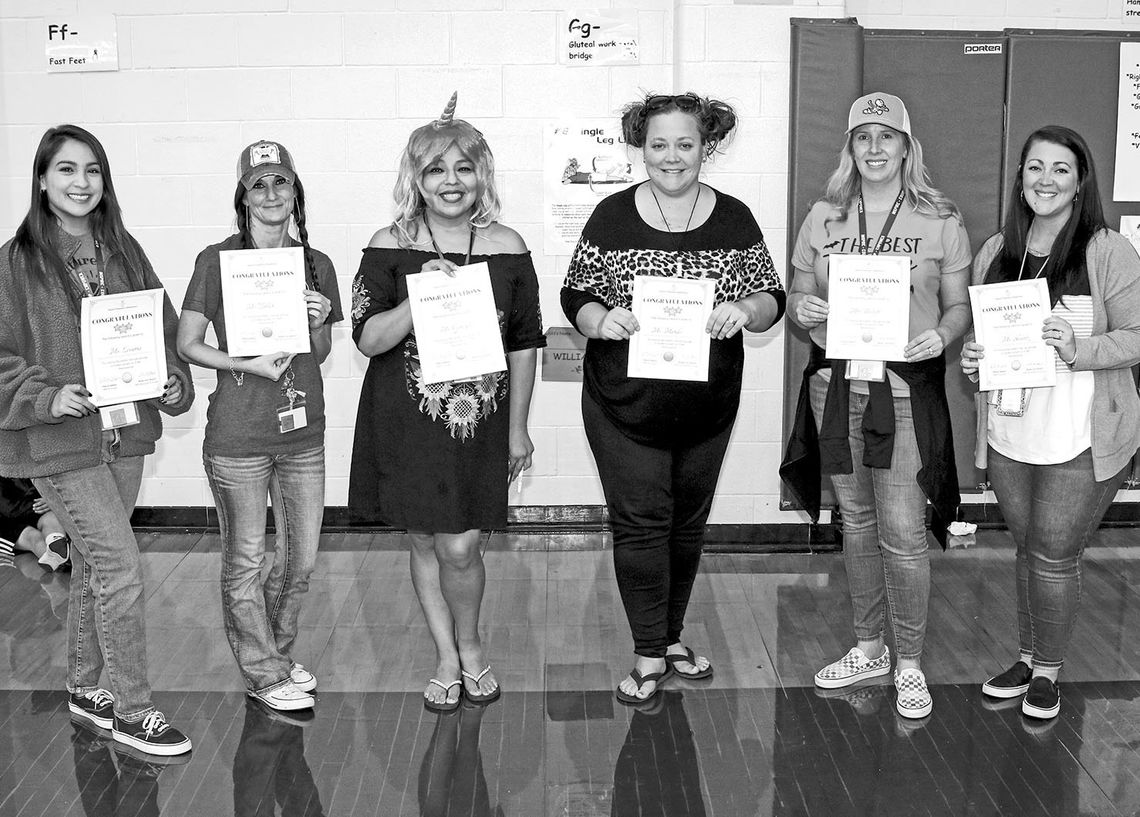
[627,275,714,381]
[406,262,506,385]
[220,247,311,357]
[969,279,1056,391]
[825,254,910,361]
[80,288,167,407]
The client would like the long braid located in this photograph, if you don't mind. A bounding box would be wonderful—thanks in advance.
[292,183,318,293]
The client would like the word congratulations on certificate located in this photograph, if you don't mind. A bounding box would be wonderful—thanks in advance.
[825,254,911,362]
[80,287,167,407]
[406,262,506,385]
[220,247,311,357]
[968,278,1056,392]
[628,275,714,382]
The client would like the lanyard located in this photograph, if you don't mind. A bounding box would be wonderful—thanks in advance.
[72,238,106,298]
[423,218,476,267]
[856,190,906,256]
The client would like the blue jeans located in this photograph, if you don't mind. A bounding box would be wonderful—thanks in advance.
[204,446,324,693]
[33,455,151,719]
[987,447,1125,670]
[810,375,930,661]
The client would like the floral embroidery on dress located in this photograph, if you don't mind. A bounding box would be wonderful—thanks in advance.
[404,310,508,440]
[351,276,371,327]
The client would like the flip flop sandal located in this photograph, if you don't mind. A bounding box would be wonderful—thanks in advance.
[423,678,461,713]
[665,647,714,680]
[461,666,501,705]
[615,666,673,705]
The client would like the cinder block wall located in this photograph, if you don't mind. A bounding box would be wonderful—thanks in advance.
[0,0,1129,522]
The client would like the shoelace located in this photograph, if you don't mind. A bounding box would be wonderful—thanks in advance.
[139,711,170,737]
[85,689,114,707]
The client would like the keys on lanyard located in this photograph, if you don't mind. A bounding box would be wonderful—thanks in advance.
[277,365,308,433]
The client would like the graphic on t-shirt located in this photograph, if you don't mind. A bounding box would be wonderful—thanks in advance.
[822,237,920,271]
[352,277,509,440]
[404,310,508,441]
[65,237,99,291]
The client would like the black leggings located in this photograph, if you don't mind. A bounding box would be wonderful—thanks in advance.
[582,391,733,657]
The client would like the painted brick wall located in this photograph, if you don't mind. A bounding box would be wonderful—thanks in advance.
[0,0,1128,521]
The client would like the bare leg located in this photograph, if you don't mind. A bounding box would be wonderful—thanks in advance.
[409,531,461,709]
[15,526,47,560]
[37,511,68,543]
[433,530,498,698]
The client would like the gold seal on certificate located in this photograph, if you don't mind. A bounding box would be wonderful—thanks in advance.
[80,288,167,406]
[219,247,311,357]
[825,254,910,361]
[968,278,1056,392]
[627,275,714,382]
[406,261,506,385]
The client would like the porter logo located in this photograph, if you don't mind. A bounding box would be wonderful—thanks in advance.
[963,43,1003,55]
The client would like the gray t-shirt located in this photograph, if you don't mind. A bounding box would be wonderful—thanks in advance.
[182,234,342,456]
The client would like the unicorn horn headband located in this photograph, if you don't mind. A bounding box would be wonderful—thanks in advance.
[433,92,457,129]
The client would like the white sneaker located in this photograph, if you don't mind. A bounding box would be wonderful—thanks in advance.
[248,681,314,712]
[289,663,317,693]
[894,668,933,719]
[814,646,892,689]
[38,535,70,571]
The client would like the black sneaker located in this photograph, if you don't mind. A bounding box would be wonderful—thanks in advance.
[1021,677,1060,719]
[69,688,115,729]
[114,743,192,769]
[981,661,1032,699]
[112,711,192,757]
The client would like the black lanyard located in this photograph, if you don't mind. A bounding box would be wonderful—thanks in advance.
[856,190,906,256]
[72,238,106,298]
[423,218,476,267]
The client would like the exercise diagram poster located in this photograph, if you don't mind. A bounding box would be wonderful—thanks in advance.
[1114,42,1140,201]
[544,120,644,255]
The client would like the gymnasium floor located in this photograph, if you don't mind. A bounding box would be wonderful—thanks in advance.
[1,529,1139,816]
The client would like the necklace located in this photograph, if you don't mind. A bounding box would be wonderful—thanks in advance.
[1016,245,1050,281]
[423,215,475,268]
[1018,226,1053,281]
[650,184,700,275]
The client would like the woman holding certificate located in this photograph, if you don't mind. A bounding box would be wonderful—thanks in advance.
[178,141,340,713]
[781,92,972,720]
[0,125,194,756]
[560,92,785,705]
[960,126,1140,720]
[348,96,544,711]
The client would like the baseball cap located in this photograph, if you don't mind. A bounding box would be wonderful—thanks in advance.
[846,92,911,136]
[237,140,296,189]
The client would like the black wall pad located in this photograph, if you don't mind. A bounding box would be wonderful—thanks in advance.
[1005,29,1140,487]
[864,28,1007,491]
[782,17,863,512]
[1004,30,1140,231]
[782,24,1140,512]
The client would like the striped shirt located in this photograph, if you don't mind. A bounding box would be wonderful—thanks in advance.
[989,294,1095,464]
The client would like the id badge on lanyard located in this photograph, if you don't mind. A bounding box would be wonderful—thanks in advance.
[277,366,307,433]
[77,241,141,430]
[845,191,906,383]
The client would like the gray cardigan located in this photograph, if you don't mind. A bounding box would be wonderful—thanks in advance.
[972,229,1140,480]
[0,228,193,478]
